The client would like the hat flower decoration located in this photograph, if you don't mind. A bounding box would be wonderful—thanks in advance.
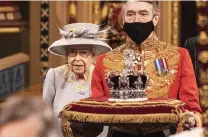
[48,23,112,56]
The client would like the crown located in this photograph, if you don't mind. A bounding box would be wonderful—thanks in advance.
[106,49,149,100]
[107,70,148,100]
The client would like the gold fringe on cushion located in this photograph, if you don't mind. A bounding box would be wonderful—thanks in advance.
[61,119,84,137]
[68,103,185,111]
[62,111,180,124]
[61,119,73,137]
[172,107,189,133]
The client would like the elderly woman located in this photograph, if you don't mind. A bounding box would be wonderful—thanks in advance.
[43,23,111,136]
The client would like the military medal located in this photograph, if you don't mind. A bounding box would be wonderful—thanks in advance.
[154,58,169,76]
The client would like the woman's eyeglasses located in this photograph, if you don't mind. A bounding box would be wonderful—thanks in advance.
[67,50,91,58]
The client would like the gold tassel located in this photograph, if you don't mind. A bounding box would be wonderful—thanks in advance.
[194,112,203,127]
[62,111,179,124]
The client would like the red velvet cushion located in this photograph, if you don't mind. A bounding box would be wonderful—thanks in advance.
[60,97,190,124]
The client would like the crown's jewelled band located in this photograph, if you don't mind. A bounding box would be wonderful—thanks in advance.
[110,90,146,99]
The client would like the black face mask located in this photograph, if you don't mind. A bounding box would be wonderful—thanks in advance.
[123,20,154,45]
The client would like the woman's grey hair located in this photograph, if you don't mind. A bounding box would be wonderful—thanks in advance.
[0,96,59,137]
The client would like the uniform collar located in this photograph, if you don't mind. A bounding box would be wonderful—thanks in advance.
[126,33,159,51]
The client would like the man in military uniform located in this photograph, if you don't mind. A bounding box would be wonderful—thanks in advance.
[91,1,202,137]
